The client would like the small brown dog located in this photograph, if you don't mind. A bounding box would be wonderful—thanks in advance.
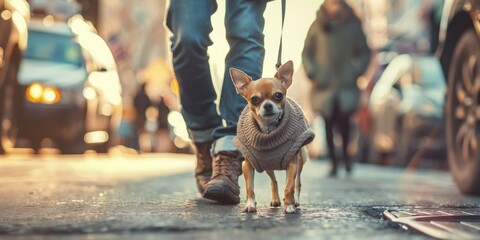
[231,61,315,213]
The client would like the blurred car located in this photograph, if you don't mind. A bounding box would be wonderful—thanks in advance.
[368,54,447,166]
[17,16,122,154]
[0,0,29,154]
[436,0,480,195]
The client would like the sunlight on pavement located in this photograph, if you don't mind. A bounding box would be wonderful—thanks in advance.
[0,152,196,183]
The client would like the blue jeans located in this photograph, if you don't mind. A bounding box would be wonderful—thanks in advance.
[166,0,267,155]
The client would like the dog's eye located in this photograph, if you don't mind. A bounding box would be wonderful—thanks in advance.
[274,92,284,101]
[250,96,260,105]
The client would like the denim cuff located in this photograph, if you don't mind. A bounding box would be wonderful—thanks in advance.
[211,135,238,156]
[188,127,217,143]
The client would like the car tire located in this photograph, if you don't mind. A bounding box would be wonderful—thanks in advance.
[0,48,21,154]
[30,138,42,154]
[59,135,86,155]
[58,117,86,154]
[446,29,480,195]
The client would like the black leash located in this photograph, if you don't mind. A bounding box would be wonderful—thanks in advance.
[275,0,286,70]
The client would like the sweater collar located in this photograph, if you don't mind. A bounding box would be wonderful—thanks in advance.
[238,98,305,151]
[263,110,284,134]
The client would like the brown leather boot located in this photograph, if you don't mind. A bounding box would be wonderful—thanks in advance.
[194,141,213,194]
[203,151,243,204]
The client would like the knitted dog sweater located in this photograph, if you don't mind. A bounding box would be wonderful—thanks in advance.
[233,98,315,173]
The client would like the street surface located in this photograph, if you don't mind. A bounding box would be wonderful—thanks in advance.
[0,150,479,239]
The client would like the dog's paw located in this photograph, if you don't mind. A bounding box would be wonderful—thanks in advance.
[284,204,296,214]
[295,201,300,207]
[244,199,257,213]
[270,200,281,207]
[244,205,257,213]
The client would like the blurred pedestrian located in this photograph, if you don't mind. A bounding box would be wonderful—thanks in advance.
[302,0,371,176]
[165,0,268,204]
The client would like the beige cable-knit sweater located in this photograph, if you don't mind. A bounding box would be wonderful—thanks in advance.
[233,98,315,173]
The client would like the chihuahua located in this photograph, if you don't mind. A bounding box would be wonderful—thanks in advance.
[231,61,315,214]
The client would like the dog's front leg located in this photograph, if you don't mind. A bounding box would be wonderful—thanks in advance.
[243,159,256,212]
[284,158,298,214]
[266,170,281,207]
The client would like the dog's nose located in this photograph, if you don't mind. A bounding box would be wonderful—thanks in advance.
[264,103,273,112]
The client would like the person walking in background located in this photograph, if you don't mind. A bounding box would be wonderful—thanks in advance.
[302,0,371,176]
[165,0,268,204]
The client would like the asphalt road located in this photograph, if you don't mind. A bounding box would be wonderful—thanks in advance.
[0,151,479,239]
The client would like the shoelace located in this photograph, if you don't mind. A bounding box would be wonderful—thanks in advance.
[212,155,239,179]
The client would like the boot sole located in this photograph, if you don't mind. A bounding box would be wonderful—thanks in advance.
[203,185,240,204]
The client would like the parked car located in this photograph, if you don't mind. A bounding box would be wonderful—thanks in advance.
[368,54,447,166]
[436,0,480,195]
[17,16,122,154]
[0,0,29,154]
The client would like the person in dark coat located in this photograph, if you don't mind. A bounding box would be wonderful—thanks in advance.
[302,0,371,176]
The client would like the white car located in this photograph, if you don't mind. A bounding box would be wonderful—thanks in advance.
[368,54,447,165]
[17,16,122,154]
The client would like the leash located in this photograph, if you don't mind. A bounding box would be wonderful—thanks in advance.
[275,0,286,70]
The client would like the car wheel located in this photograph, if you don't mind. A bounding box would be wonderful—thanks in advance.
[446,29,480,195]
[59,121,86,155]
[59,135,86,154]
[0,49,21,154]
[30,138,42,154]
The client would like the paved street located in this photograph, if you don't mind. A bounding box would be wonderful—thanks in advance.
[0,152,479,239]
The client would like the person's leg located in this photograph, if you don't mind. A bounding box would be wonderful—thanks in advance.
[326,97,343,176]
[166,0,220,142]
[211,0,267,149]
[165,0,219,193]
[203,0,267,204]
[324,114,337,176]
[339,111,353,173]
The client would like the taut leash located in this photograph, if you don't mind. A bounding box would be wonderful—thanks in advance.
[276,0,286,70]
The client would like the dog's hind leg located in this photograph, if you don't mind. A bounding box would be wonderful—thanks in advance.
[295,148,307,207]
[266,170,281,207]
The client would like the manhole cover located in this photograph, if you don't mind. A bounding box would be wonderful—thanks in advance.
[384,208,480,239]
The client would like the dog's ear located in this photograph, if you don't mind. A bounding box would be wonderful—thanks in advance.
[274,60,293,89]
[230,68,252,97]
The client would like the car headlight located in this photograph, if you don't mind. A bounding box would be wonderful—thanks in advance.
[26,83,61,104]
